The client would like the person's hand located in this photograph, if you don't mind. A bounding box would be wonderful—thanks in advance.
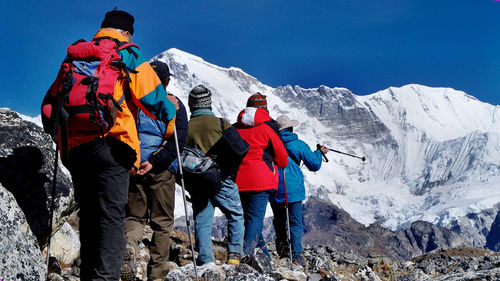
[167,95,179,111]
[319,145,329,155]
[138,161,153,175]
[130,167,137,176]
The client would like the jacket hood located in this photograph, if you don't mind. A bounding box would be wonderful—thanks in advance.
[280,129,299,144]
[93,28,130,42]
[237,107,271,127]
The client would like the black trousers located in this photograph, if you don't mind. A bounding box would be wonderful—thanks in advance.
[67,138,133,281]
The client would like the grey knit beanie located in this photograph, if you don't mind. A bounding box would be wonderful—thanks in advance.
[188,85,212,110]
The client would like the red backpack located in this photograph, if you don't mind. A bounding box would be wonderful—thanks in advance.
[42,38,139,154]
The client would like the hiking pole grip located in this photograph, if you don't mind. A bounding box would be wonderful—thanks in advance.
[317,144,329,162]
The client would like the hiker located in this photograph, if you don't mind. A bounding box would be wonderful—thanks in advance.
[186,85,245,265]
[269,114,328,265]
[234,93,289,257]
[122,60,187,280]
[41,9,178,281]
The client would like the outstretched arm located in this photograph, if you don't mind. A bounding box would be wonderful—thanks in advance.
[296,141,323,171]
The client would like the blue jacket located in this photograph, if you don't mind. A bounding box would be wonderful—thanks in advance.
[269,130,323,204]
[137,95,188,173]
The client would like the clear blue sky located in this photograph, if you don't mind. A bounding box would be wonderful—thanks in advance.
[1,0,499,116]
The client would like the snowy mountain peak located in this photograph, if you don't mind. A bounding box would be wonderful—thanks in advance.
[158,48,205,64]
[359,84,499,141]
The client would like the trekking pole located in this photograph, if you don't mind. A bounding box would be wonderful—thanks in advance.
[282,169,293,264]
[317,144,366,162]
[45,90,66,280]
[172,125,199,280]
[46,146,59,280]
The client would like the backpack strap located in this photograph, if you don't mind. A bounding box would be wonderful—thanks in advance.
[71,39,86,46]
[57,71,76,161]
[264,120,284,142]
[263,120,299,165]
[108,41,140,106]
[219,118,225,132]
[117,42,140,59]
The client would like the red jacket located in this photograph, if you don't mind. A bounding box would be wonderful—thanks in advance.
[235,107,288,192]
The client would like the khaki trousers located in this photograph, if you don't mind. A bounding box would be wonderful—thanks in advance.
[125,169,175,278]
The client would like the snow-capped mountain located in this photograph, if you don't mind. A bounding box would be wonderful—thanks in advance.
[152,48,500,247]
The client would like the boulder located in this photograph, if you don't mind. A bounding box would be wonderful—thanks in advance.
[50,222,80,266]
[0,109,76,279]
[0,109,76,247]
[0,182,46,280]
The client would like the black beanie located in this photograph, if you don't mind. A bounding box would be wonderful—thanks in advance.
[101,9,135,35]
[188,85,212,110]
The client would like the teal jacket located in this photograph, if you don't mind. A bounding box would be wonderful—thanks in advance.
[270,130,323,204]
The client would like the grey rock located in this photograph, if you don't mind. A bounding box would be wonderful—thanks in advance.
[431,267,500,281]
[164,268,192,281]
[307,255,330,272]
[307,273,323,281]
[0,183,46,281]
[50,222,80,266]
[225,272,275,281]
[273,267,307,281]
[241,248,273,274]
[235,263,259,274]
[397,269,429,281]
[47,273,65,281]
[201,263,226,281]
[355,264,382,281]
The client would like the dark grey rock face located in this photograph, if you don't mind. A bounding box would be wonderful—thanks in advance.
[405,221,468,254]
[449,203,500,247]
[486,209,500,251]
[301,197,468,260]
[0,109,75,245]
[273,85,394,145]
[0,109,76,277]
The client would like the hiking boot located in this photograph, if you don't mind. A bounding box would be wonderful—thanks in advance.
[276,241,290,259]
[120,243,137,281]
[293,255,304,266]
[227,252,241,265]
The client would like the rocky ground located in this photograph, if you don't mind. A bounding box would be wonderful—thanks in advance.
[46,227,500,281]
